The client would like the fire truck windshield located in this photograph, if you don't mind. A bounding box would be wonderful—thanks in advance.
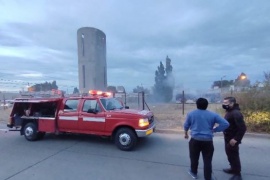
[100,98,123,110]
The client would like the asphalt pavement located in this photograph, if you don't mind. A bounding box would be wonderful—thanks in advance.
[1,122,270,180]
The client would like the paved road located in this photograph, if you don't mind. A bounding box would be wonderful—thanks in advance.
[0,124,269,180]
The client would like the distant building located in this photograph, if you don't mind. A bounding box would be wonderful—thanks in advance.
[77,27,107,93]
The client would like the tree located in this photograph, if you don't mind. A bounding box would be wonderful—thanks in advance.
[212,80,234,88]
[107,86,117,93]
[29,81,58,92]
[73,87,79,94]
[165,56,173,75]
[133,86,150,94]
[153,56,174,102]
[264,71,270,87]
[52,80,58,89]
[234,72,250,88]
[164,56,174,101]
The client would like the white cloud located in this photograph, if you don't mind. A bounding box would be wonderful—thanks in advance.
[0,0,270,93]
[18,73,43,78]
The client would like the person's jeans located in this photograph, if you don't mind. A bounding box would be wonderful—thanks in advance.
[189,138,214,180]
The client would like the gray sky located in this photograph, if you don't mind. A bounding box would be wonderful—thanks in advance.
[0,0,269,93]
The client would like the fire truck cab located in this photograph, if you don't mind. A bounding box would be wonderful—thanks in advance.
[7,90,155,151]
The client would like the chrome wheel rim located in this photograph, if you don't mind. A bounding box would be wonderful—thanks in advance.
[25,127,33,137]
[119,133,131,146]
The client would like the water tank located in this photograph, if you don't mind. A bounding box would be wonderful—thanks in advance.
[77,27,107,93]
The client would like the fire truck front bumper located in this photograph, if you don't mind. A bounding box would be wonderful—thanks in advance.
[135,123,156,137]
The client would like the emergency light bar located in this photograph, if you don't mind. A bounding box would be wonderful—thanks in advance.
[89,90,112,97]
[103,92,112,97]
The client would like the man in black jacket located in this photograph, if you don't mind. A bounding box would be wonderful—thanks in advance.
[222,97,246,180]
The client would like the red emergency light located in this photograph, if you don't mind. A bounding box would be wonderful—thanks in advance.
[89,90,112,97]
[89,90,103,96]
[102,92,112,97]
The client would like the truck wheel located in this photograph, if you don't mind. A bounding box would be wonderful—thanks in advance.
[24,122,38,141]
[114,128,137,151]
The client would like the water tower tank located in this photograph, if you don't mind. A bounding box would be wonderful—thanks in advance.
[77,27,107,93]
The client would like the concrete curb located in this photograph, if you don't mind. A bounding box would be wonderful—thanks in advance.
[155,128,270,138]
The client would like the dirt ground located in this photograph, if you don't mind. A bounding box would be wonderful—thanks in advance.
[0,103,222,131]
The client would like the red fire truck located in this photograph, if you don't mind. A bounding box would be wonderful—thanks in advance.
[7,90,155,151]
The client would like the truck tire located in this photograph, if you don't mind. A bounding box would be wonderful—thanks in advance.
[37,132,46,140]
[114,128,137,151]
[23,122,38,141]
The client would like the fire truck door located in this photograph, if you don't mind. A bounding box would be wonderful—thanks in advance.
[79,99,106,132]
[58,99,79,131]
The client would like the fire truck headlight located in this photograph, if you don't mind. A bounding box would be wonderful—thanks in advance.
[139,118,149,127]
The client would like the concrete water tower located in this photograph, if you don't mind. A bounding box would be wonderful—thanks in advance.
[77,27,107,93]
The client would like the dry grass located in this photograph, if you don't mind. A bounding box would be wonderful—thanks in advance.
[0,108,11,124]
[149,103,222,130]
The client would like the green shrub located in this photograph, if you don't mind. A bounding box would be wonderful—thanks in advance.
[229,86,270,133]
[243,111,270,133]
